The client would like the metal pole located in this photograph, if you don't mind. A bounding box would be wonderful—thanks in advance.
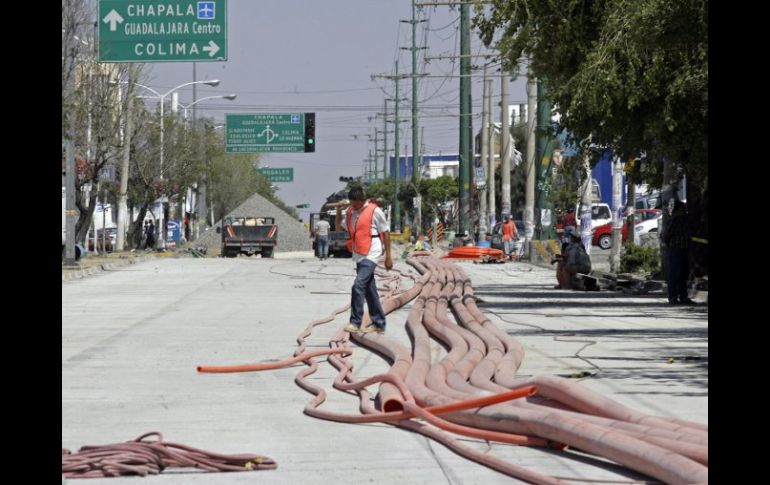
[627,178,637,245]
[394,60,401,232]
[500,70,512,219]
[383,99,389,180]
[524,71,537,255]
[479,66,489,242]
[458,2,471,234]
[374,128,379,181]
[534,81,555,240]
[117,67,134,251]
[610,156,623,272]
[411,0,420,185]
[487,69,496,230]
[158,94,165,249]
[579,152,593,255]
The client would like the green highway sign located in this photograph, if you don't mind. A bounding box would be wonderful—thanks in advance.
[257,168,294,183]
[226,113,315,153]
[98,0,227,62]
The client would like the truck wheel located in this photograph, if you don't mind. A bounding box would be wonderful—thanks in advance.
[599,234,612,250]
[223,249,237,258]
[261,247,274,258]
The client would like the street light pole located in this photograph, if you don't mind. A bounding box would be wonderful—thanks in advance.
[177,94,237,119]
[175,93,236,242]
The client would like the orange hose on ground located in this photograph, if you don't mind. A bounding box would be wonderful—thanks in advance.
[443,246,504,259]
[403,402,547,447]
[197,348,352,373]
[312,383,539,424]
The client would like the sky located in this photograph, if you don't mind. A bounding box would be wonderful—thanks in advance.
[139,0,528,217]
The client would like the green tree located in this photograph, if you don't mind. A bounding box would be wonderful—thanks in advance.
[475,0,707,274]
[551,155,585,213]
[350,177,457,232]
[205,125,297,222]
[210,155,263,221]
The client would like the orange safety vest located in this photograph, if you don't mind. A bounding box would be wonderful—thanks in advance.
[345,202,379,255]
[502,220,516,241]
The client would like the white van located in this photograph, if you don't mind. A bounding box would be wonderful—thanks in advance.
[575,202,612,230]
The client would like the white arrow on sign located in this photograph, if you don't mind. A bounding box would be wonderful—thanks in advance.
[202,40,220,57]
[102,10,124,32]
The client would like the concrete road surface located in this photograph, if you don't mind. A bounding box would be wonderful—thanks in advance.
[62,254,707,484]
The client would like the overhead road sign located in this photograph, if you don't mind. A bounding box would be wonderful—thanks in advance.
[98,0,227,62]
[226,113,315,153]
[257,167,294,183]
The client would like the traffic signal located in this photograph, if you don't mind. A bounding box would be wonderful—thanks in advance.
[304,112,315,152]
[295,203,310,208]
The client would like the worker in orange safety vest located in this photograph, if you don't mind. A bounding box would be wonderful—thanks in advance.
[336,186,392,334]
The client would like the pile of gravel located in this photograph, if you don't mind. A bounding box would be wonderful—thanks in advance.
[194,192,312,253]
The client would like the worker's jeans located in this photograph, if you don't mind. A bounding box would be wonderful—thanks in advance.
[503,238,515,255]
[350,259,386,328]
[316,235,328,259]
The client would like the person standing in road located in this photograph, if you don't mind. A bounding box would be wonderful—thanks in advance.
[314,214,331,260]
[336,186,392,334]
[501,215,517,261]
[184,212,191,243]
[663,200,695,305]
[144,220,156,250]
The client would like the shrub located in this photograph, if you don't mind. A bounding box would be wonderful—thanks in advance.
[620,243,660,274]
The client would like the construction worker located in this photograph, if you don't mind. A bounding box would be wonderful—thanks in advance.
[336,186,392,334]
[501,215,517,261]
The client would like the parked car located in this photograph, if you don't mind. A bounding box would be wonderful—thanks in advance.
[88,227,117,252]
[490,220,525,254]
[633,209,663,237]
[592,219,630,249]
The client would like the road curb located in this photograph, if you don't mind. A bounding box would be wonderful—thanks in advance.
[61,255,152,282]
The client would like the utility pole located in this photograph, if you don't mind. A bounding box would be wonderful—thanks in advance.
[368,149,374,181]
[383,99,389,179]
[398,2,427,234]
[534,81,556,240]
[394,63,402,232]
[373,129,379,181]
[64,55,77,265]
[117,66,136,251]
[193,64,209,235]
[579,149,593,255]
[486,66,496,230]
[401,1,426,185]
[626,173,637,245]
[500,70,512,219]
[372,62,409,232]
[479,65,489,243]
[610,156,623,272]
[375,128,393,180]
[459,2,472,234]
[524,71,537,256]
